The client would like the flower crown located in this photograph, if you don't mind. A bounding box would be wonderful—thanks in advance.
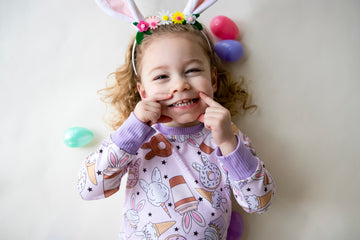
[133,11,203,44]
[96,0,218,75]
[96,0,217,43]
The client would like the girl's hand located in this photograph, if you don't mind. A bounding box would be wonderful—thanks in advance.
[134,93,173,126]
[197,92,238,156]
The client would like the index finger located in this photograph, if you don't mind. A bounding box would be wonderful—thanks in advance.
[199,92,222,107]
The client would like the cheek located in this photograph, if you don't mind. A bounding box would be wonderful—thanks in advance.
[142,85,168,99]
[201,82,216,97]
[199,72,216,96]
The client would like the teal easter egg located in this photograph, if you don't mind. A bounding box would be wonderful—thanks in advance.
[63,127,94,147]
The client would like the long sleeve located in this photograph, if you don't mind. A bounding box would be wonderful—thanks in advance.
[217,128,275,214]
[78,120,275,238]
[77,113,155,200]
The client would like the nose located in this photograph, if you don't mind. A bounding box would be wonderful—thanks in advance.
[171,76,190,93]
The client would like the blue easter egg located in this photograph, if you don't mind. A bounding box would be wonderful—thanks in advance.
[214,40,244,62]
[63,127,94,148]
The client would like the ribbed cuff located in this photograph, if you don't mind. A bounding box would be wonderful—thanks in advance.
[110,112,156,154]
[217,135,259,181]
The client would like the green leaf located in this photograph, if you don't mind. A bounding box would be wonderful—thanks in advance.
[194,14,200,18]
[136,32,144,45]
[182,20,187,25]
[193,21,203,31]
[144,30,151,35]
[133,22,138,27]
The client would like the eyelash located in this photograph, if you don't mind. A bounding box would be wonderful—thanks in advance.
[186,68,201,74]
[154,75,169,80]
[153,68,202,80]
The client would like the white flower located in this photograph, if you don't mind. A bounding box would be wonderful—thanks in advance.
[158,10,172,25]
[185,14,197,24]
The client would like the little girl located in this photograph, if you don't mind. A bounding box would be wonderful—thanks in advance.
[78,1,275,239]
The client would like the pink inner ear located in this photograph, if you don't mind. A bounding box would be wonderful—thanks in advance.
[131,195,135,208]
[184,213,191,228]
[192,211,204,223]
[188,138,196,146]
[106,0,133,18]
[194,0,205,11]
[120,156,129,166]
[110,153,117,166]
[136,203,143,211]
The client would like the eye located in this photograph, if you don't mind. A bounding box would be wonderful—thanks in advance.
[154,74,169,80]
[185,68,201,74]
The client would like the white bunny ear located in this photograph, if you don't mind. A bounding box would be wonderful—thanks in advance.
[151,167,162,182]
[136,199,145,212]
[182,212,192,233]
[191,210,206,227]
[193,0,218,14]
[95,0,144,23]
[183,0,218,15]
[183,0,199,15]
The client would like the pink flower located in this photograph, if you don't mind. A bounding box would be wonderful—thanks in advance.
[137,20,149,32]
[146,16,160,30]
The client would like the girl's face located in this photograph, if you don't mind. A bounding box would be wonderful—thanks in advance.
[137,33,217,127]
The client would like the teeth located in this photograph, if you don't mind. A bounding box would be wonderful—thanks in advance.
[172,99,194,107]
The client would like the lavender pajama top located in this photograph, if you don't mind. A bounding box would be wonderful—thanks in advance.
[78,113,275,240]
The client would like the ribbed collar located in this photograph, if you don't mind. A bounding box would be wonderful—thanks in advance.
[155,123,205,136]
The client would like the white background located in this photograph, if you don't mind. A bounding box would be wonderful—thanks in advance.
[1,0,359,239]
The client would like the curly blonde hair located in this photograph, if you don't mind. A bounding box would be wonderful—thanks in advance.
[98,24,255,131]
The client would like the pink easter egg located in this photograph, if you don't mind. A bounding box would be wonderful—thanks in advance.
[210,15,240,40]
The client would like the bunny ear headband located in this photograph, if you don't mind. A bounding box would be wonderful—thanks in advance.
[96,0,218,75]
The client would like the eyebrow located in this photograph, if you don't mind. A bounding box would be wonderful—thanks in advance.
[148,65,168,75]
[148,58,205,75]
[184,58,204,65]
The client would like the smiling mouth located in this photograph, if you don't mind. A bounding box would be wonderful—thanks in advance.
[168,98,199,107]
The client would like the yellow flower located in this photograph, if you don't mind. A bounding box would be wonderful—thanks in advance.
[171,11,185,24]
